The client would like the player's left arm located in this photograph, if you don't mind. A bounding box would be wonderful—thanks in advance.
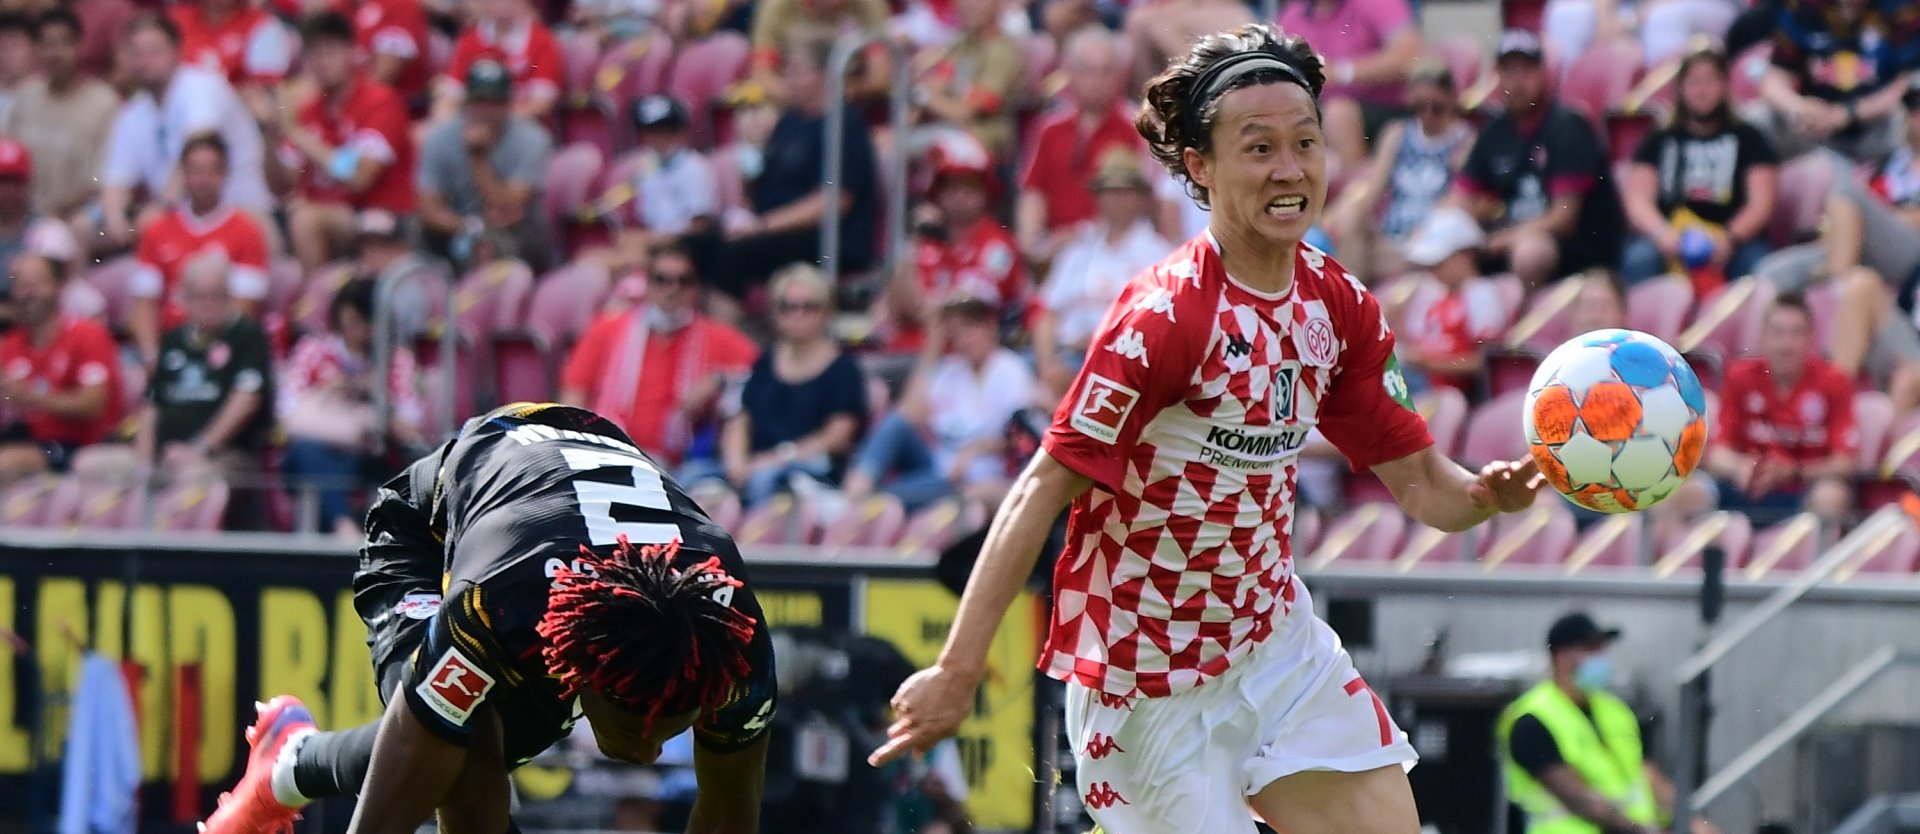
[1315,278,1539,531]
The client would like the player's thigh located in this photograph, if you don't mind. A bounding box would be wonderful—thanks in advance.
[436,706,514,834]
[1065,685,1260,834]
[1248,764,1419,834]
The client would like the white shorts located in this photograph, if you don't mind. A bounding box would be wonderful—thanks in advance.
[1063,587,1417,834]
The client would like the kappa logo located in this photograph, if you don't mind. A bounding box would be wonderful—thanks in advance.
[1083,782,1130,810]
[1096,692,1134,710]
[1070,374,1140,445]
[1132,287,1176,322]
[1106,327,1150,368]
[415,648,495,724]
[1224,334,1252,360]
[1084,734,1125,760]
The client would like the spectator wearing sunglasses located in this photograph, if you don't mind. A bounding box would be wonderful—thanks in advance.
[1325,62,1474,280]
[559,241,757,465]
[711,264,868,505]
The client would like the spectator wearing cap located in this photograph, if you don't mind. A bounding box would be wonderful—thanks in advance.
[130,135,272,368]
[0,13,31,126]
[1275,0,1423,171]
[716,263,868,506]
[1451,30,1625,288]
[1,10,119,220]
[1031,149,1169,400]
[882,138,1026,352]
[256,12,417,273]
[599,95,723,275]
[1620,48,1778,294]
[437,0,562,121]
[713,33,880,300]
[169,0,296,88]
[97,14,272,252]
[843,292,1034,510]
[277,278,425,536]
[908,0,1025,161]
[1755,0,1918,164]
[1325,62,1474,280]
[560,240,758,465]
[1498,613,1706,834]
[0,250,122,484]
[1017,27,1151,268]
[1397,207,1505,396]
[417,58,554,270]
[748,0,891,106]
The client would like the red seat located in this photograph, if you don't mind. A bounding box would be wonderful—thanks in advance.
[600,34,676,110]
[451,260,536,344]
[1502,0,1545,32]
[1460,390,1529,468]
[1652,510,1754,577]
[664,32,751,149]
[1417,388,1469,459]
[820,494,908,549]
[1480,501,1580,569]
[560,29,602,100]
[1678,275,1769,357]
[895,498,970,556]
[526,262,615,345]
[1292,507,1322,555]
[1560,39,1644,128]
[1486,349,1543,399]
[150,476,230,532]
[1431,35,1486,91]
[0,474,62,527]
[688,480,743,532]
[1741,513,1823,578]
[1837,515,1920,580]
[81,257,142,334]
[1853,391,1897,473]
[1626,275,1695,343]
[289,263,356,337]
[1506,277,1586,351]
[1307,503,1409,568]
[1560,512,1646,572]
[735,492,817,546]
[559,96,621,158]
[543,143,608,256]
[68,478,141,530]
[1605,111,1658,164]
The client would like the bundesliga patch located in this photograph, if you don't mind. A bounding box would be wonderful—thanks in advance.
[1070,374,1140,445]
[394,593,442,620]
[416,648,495,725]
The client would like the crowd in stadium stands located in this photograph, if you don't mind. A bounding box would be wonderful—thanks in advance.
[0,0,1918,577]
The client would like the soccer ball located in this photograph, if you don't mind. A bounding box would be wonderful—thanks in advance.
[1523,329,1709,513]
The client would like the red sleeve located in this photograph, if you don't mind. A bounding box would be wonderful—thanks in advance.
[1547,174,1597,199]
[561,316,618,393]
[1041,278,1206,492]
[234,220,270,268]
[72,323,119,390]
[710,323,759,374]
[1714,365,1752,454]
[523,28,563,95]
[1826,377,1858,460]
[1315,272,1434,470]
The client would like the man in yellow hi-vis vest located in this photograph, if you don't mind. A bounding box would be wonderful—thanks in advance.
[1497,613,1720,834]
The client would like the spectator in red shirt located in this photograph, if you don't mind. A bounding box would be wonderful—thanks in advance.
[1705,293,1856,525]
[0,250,121,482]
[438,0,562,121]
[170,0,297,88]
[1015,26,1142,267]
[1398,206,1505,395]
[559,241,758,464]
[882,138,1027,352]
[257,13,417,272]
[131,134,273,367]
[346,0,431,104]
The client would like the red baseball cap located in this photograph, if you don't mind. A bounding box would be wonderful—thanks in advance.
[0,139,31,179]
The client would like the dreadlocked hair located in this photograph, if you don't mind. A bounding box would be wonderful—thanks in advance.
[536,537,758,732]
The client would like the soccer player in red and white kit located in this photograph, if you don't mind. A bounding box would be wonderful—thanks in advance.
[871,24,1543,834]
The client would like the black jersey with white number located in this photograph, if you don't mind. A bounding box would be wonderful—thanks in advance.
[356,403,775,766]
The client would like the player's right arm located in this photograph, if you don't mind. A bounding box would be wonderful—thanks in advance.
[347,688,470,834]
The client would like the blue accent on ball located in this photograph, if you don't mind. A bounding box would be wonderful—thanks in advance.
[1672,356,1707,413]
[1610,340,1671,388]
[1580,328,1633,348]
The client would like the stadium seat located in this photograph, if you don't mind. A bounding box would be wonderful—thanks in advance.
[1560,39,1644,126]
[1769,154,1836,247]
[265,259,303,318]
[528,262,615,345]
[1,474,62,527]
[289,263,356,336]
[1853,391,1896,472]
[1416,388,1468,458]
[1854,475,1915,516]
[664,32,752,149]
[81,257,142,334]
[1880,411,1920,477]
[1505,276,1585,351]
[1480,501,1580,569]
[66,477,141,530]
[896,497,970,556]
[1741,513,1823,578]
[1341,469,1397,508]
[1292,507,1322,554]
[560,95,622,159]
[735,493,818,546]
[1651,510,1754,577]
[1677,274,1767,356]
[543,144,608,256]
[1626,276,1694,343]
[150,476,230,532]
[560,29,602,101]
[1307,502,1408,568]
[1459,390,1529,468]
[1486,348,1543,399]
[452,260,536,344]
[1430,35,1486,93]
[1017,34,1059,103]
[687,480,743,532]
[1834,514,1920,580]
[1501,0,1545,32]
[1604,111,1658,164]
[1560,513,1646,572]
[820,493,908,549]
[601,34,675,109]
[1487,273,1525,326]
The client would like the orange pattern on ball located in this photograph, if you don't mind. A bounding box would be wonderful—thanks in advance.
[1572,484,1640,513]
[1530,442,1573,494]
[1674,416,1707,477]
[1577,381,1642,442]
[1532,385,1579,445]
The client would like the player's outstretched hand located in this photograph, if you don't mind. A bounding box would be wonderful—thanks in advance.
[867,664,979,767]
[1469,457,1544,514]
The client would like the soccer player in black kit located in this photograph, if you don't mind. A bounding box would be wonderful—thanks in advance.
[202,404,775,834]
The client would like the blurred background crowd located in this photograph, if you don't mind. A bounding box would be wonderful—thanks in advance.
[0,0,1917,567]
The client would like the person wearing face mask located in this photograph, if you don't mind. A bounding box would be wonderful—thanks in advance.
[559,241,758,467]
[1499,613,1714,834]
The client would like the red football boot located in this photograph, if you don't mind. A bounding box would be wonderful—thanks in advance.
[200,696,315,834]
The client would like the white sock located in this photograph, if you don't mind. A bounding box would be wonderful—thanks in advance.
[268,728,316,808]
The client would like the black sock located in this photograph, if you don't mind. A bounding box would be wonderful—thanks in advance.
[290,723,382,799]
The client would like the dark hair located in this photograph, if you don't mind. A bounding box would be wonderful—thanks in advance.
[1671,47,1735,129]
[14,251,68,283]
[301,11,356,46]
[126,12,181,47]
[1137,23,1326,209]
[649,238,695,268]
[0,12,31,37]
[536,539,758,731]
[328,278,376,331]
[1770,291,1813,321]
[181,133,229,167]
[31,8,82,41]
[1407,60,1456,93]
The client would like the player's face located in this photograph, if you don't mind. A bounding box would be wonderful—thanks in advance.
[579,690,699,764]
[1187,82,1326,253]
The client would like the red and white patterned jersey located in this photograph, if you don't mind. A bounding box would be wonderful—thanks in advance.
[1039,234,1433,698]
